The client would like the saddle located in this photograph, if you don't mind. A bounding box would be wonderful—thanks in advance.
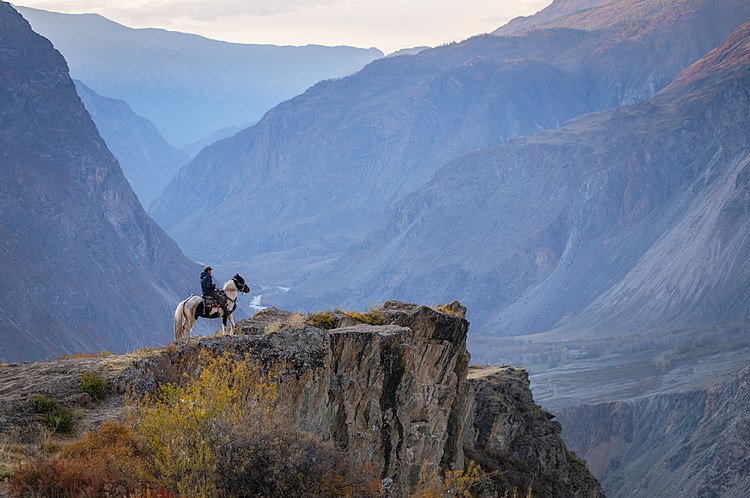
[202,293,226,310]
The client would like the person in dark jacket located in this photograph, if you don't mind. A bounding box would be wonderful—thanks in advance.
[200,266,228,316]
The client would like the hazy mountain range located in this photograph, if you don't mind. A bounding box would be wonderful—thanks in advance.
[73,80,189,207]
[17,6,384,147]
[0,3,198,361]
[151,0,750,331]
[306,17,750,338]
[5,0,750,495]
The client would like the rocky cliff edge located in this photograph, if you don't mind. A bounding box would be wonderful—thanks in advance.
[0,301,602,497]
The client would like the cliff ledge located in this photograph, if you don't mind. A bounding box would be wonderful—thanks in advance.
[0,301,602,497]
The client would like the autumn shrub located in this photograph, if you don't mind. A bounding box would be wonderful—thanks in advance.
[215,419,382,497]
[79,371,108,401]
[31,395,75,433]
[308,311,335,329]
[5,421,155,498]
[411,460,488,498]
[129,351,382,497]
[129,352,279,497]
[336,309,383,326]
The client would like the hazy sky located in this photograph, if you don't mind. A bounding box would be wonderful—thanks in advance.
[17,0,552,53]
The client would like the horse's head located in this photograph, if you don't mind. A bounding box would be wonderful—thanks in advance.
[231,274,250,293]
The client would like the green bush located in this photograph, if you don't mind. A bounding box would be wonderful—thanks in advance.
[338,310,383,326]
[80,371,108,401]
[308,311,335,330]
[32,395,75,434]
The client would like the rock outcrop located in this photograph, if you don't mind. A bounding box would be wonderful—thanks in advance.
[0,302,603,497]
[466,368,602,497]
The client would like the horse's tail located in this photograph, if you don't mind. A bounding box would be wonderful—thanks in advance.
[174,299,186,341]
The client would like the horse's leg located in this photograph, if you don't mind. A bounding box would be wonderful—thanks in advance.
[185,303,196,339]
[219,312,227,336]
[228,313,237,336]
[174,301,185,341]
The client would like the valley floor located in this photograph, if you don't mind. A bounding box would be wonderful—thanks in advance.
[530,346,750,410]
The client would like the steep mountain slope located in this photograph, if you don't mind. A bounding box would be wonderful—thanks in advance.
[297,20,750,337]
[557,364,750,497]
[181,123,250,159]
[0,3,198,361]
[17,6,383,146]
[151,0,750,276]
[74,81,189,208]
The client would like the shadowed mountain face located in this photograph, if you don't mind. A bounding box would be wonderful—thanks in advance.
[296,20,750,338]
[74,81,189,208]
[0,3,198,361]
[17,6,384,147]
[150,0,750,279]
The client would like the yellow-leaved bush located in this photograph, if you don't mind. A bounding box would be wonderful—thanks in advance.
[8,350,383,497]
[130,351,279,497]
[129,351,382,498]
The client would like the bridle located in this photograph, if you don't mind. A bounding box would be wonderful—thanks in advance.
[225,276,248,306]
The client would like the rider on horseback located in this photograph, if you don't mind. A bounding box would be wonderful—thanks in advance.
[200,266,228,317]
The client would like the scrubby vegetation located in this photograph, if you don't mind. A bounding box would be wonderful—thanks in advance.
[5,421,154,497]
[8,352,383,498]
[411,459,502,498]
[265,311,307,333]
[79,371,108,401]
[31,395,75,434]
[58,351,112,360]
[308,311,335,329]
[334,308,383,326]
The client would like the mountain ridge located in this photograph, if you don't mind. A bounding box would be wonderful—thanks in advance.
[73,81,189,208]
[151,0,750,284]
[17,5,384,146]
[0,2,198,361]
[286,18,750,339]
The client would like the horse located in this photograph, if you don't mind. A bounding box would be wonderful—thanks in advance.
[174,273,250,340]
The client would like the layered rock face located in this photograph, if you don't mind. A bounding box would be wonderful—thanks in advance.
[556,366,750,497]
[0,302,603,497]
[466,369,602,497]
[0,3,198,361]
[134,303,473,494]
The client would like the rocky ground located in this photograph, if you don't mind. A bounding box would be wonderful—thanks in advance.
[0,302,603,497]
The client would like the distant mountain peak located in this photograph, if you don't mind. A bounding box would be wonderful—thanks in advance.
[17,5,384,146]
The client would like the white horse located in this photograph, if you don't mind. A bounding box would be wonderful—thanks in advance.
[174,273,250,340]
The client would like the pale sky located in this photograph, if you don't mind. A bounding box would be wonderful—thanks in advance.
[17,0,552,53]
